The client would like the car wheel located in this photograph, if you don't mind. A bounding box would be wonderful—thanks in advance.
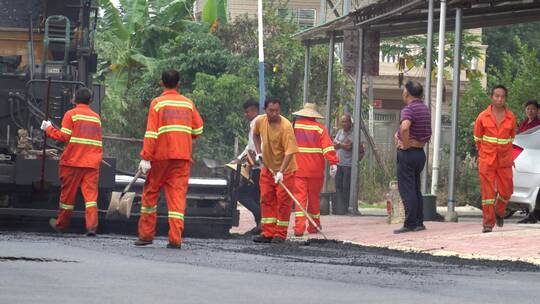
[504,208,517,219]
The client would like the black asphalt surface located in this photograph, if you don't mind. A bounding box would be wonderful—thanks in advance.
[1,231,539,304]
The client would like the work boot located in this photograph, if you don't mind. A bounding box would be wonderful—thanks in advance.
[166,243,181,249]
[482,226,492,233]
[49,218,62,234]
[253,235,272,243]
[85,230,97,237]
[496,214,504,227]
[393,226,414,234]
[414,224,426,232]
[134,239,153,246]
[271,237,285,244]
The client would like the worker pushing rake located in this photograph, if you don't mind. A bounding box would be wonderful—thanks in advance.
[251,98,328,244]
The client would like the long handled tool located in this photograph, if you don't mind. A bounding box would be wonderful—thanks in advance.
[37,77,52,191]
[106,169,143,220]
[266,166,328,240]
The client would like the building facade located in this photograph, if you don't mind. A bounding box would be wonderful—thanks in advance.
[195,0,322,27]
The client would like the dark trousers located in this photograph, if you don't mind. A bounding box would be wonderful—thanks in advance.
[237,168,261,225]
[397,148,426,228]
[334,165,351,214]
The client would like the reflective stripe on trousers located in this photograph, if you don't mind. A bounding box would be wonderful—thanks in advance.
[56,166,99,232]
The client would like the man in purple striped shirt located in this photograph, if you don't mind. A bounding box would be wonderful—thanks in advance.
[394,80,432,234]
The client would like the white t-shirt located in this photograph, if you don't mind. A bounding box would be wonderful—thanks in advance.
[237,115,261,161]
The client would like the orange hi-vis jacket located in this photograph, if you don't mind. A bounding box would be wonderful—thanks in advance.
[46,104,103,169]
[293,117,339,178]
[473,105,516,168]
[141,89,204,161]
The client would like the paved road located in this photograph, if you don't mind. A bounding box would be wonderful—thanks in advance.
[1,232,539,304]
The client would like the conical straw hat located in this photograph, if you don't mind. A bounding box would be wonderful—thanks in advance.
[292,103,324,119]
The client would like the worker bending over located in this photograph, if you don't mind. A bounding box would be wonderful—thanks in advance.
[135,69,204,249]
[253,98,298,243]
[291,103,338,236]
[41,87,102,236]
[233,99,262,235]
[474,85,516,233]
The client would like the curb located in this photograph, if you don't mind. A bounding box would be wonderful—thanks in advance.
[343,239,540,266]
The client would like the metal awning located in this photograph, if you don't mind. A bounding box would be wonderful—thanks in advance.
[295,0,540,44]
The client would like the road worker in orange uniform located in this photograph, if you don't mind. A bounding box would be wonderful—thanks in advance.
[134,69,203,249]
[253,98,298,243]
[291,103,338,236]
[474,85,516,233]
[41,87,102,236]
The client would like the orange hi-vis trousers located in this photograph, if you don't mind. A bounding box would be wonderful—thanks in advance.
[260,168,295,239]
[293,176,323,235]
[479,162,513,228]
[55,165,99,231]
[138,159,189,246]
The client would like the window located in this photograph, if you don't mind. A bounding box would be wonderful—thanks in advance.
[297,9,316,29]
[277,8,316,29]
[278,8,293,19]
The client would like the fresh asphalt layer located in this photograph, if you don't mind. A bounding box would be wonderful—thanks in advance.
[1,232,539,304]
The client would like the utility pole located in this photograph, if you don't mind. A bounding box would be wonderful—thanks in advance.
[257,0,266,112]
[431,0,447,195]
[421,0,434,194]
[446,7,463,223]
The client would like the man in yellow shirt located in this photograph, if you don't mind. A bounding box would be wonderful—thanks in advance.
[253,98,298,243]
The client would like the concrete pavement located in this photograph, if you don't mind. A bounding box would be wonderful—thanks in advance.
[232,206,540,266]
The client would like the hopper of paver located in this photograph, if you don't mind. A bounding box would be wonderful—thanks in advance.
[110,166,242,238]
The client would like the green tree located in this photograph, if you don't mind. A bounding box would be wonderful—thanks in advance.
[188,73,258,162]
[488,37,540,122]
[483,22,540,74]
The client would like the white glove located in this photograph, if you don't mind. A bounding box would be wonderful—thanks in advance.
[41,120,52,131]
[329,165,338,178]
[139,159,151,174]
[274,171,283,184]
[255,153,263,164]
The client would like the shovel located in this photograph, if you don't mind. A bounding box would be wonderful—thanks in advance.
[106,169,143,220]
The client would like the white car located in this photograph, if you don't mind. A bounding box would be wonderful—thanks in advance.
[509,125,540,216]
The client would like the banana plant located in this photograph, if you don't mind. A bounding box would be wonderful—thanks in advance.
[202,0,227,32]
[97,0,195,127]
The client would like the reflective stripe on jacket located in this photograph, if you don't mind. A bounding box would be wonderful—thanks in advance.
[46,104,103,169]
[294,117,338,178]
[141,89,204,161]
[473,104,516,167]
